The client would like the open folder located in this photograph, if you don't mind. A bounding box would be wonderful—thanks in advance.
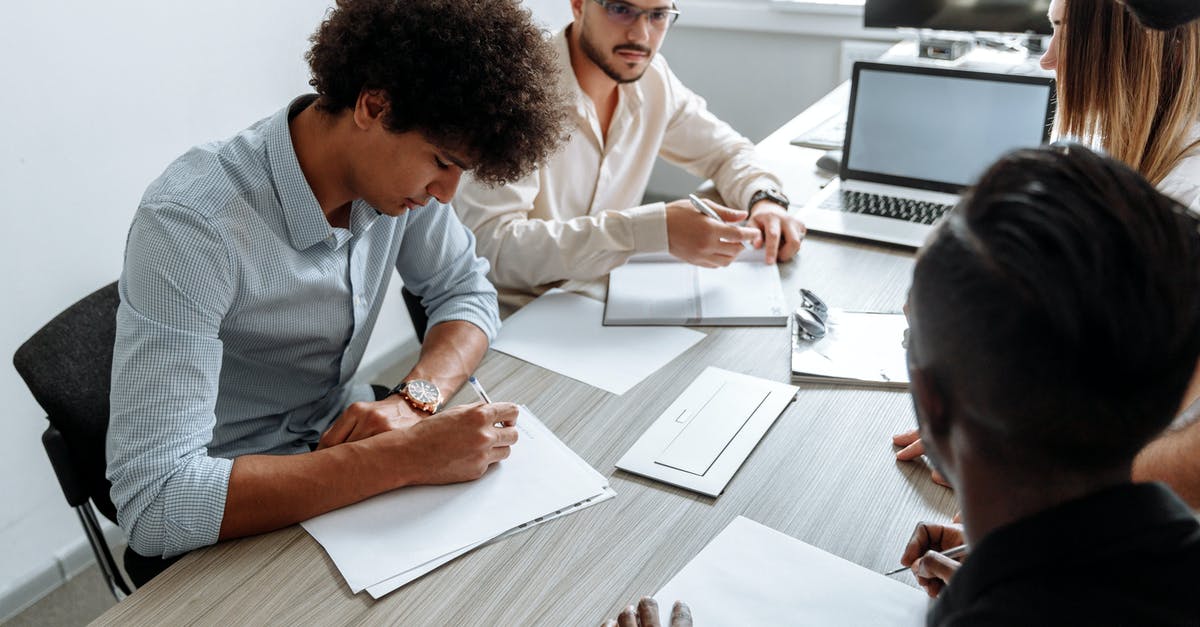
[605,252,788,326]
[301,407,612,598]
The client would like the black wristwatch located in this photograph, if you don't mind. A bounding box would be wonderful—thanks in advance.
[748,187,790,213]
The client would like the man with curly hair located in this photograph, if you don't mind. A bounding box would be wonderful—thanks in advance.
[105,0,565,583]
[455,0,806,309]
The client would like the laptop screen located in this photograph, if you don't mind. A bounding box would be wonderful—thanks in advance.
[842,62,1055,194]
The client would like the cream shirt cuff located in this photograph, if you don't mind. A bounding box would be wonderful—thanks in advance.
[627,202,670,254]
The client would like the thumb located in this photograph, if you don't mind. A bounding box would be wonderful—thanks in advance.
[916,550,960,583]
[708,204,749,223]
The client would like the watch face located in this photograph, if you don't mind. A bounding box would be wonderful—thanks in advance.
[405,379,440,405]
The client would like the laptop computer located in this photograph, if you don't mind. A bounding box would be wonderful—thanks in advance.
[798,61,1056,248]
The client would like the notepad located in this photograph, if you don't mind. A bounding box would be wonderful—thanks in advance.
[655,517,927,626]
[301,407,612,596]
[791,309,910,388]
[605,253,788,326]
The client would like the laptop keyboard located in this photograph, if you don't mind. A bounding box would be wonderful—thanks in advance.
[820,190,952,225]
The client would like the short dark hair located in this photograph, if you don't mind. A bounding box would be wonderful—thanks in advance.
[306,0,567,185]
[911,144,1200,471]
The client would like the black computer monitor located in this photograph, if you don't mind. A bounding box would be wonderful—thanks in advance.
[865,0,1053,35]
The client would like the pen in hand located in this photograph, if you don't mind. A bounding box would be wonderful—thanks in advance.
[467,375,492,404]
[688,193,752,250]
[469,376,513,428]
[884,544,969,576]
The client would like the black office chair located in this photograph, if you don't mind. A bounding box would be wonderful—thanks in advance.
[401,285,429,343]
[13,282,136,600]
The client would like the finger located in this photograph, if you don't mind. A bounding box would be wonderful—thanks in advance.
[637,597,660,627]
[952,511,962,524]
[901,522,938,565]
[892,428,920,446]
[931,468,951,487]
[895,439,926,461]
[481,402,519,427]
[763,219,781,264]
[493,425,520,447]
[711,241,744,262]
[777,221,804,261]
[617,605,638,627]
[916,550,960,584]
[490,445,512,463]
[710,204,747,223]
[671,601,693,627]
[318,414,356,450]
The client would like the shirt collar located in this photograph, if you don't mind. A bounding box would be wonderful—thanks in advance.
[933,482,1198,618]
[265,95,340,251]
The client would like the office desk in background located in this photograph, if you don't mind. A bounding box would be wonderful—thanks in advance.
[93,89,956,626]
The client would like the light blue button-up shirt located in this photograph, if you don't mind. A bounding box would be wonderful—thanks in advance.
[106,96,499,558]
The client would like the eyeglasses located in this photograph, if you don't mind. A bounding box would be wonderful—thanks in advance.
[794,289,829,341]
[589,0,681,29]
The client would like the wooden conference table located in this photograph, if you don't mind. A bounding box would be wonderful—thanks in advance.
[94,86,956,625]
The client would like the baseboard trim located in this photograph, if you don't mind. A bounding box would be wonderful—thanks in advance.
[0,518,123,622]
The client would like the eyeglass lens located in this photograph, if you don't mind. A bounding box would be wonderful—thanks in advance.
[603,1,678,28]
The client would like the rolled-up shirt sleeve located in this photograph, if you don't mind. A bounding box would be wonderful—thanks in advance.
[456,173,668,291]
[107,201,235,558]
[398,201,500,340]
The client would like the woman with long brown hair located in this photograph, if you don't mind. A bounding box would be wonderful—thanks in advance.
[1041,0,1200,208]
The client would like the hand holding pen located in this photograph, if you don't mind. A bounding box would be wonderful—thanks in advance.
[469,376,517,428]
[890,521,968,598]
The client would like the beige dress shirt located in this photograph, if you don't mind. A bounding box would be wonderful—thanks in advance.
[455,27,782,309]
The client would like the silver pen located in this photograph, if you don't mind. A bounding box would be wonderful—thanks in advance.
[467,375,492,404]
[688,193,751,249]
[883,544,969,576]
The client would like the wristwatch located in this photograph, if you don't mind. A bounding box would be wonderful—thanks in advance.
[388,378,443,414]
[748,187,790,213]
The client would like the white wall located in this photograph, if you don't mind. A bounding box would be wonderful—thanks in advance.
[0,0,339,616]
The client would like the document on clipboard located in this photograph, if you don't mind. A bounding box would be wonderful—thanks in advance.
[791,309,909,388]
[615,367,798,497]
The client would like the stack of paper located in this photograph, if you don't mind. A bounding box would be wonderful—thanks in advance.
[301,407,614,598]
[605,252,788,326]
[655,516,927,625]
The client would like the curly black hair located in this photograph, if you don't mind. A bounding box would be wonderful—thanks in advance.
[306,0,567,185]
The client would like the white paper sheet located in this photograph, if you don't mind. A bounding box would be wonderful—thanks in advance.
[490,289,706,395]
[301,407,610,593]
[365,487,617,598]
[656,517,927,626]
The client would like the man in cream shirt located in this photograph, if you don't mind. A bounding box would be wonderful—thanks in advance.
[455,0,806,309]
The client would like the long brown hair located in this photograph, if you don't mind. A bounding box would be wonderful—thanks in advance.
[1055,0,1200,185]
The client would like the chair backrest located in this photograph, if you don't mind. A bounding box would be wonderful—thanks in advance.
[13,281,120,522]
[401,286,429,344]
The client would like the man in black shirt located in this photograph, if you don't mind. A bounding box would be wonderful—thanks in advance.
[899,145,1200,625]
